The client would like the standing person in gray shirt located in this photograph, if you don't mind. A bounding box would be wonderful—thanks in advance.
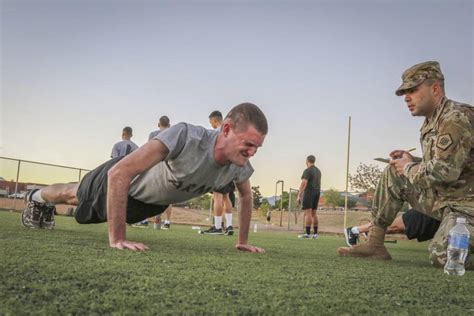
[144,115,173,230]
[110,127,139,159]
[21,103,268,253]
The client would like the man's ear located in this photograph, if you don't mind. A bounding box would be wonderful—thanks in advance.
[222,122,231,136]
[432,82,441,98]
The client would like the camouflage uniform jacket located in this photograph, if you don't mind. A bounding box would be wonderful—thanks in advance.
[405,97,474,214]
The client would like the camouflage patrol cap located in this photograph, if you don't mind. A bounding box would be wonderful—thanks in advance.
[395,61,444,96]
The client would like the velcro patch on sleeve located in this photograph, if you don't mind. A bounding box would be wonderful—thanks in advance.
[436,133,453,150]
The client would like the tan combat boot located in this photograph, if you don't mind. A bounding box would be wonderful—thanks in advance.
[337,226,392,260]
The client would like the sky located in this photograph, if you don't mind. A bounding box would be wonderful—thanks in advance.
[1,0,473,197]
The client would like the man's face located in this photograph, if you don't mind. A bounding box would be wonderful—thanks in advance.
[209,118,220,129]
[403,82,437,117]
[223,124,265,167]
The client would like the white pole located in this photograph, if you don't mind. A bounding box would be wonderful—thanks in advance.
[344,116,351,229]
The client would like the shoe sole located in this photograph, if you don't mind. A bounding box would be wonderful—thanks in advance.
[21,210,40,229]
[202,232,224,235]
[343,229,352,247]
[21,190,41,229]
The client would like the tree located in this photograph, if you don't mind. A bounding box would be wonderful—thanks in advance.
[259,199,271,217]
[275,191,296,211]
[251,186,263,209]
[324,189,343,208]
[186,193,212,210]
[349,163,383,193]
[281,191,289,210]
[336,196,357,208]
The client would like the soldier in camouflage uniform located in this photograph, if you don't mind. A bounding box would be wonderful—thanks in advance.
[337,61,474,269]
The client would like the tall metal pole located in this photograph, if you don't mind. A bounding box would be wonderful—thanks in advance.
[12,160,21,211]
[288,189,292,231]
[344,116,352,229]
[209,194,213,225]
[280,181,284,225]
[276,180,284,227]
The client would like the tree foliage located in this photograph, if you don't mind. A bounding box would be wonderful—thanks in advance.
[337,196,357,208]
[186,193,212,210]
[259,199,272,216]
[252,186,263,209]
[274,191,297,211]
[323,189,343,208]
[323,189,358,209]
[349,163,383,193]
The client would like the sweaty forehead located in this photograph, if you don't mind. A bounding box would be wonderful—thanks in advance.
[237,125,265,146]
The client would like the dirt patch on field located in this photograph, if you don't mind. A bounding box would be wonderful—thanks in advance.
[1,196,397,236]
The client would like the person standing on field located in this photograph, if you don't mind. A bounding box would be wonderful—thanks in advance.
[297,155,322,239]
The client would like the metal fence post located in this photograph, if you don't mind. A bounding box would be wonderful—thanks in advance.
[12,160,21,211]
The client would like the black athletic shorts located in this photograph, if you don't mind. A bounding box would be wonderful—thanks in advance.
[402,209,441,242]
[302,190,320,210]
[229,190,236,208]
[214,181,235,194]
[74,157,169,224]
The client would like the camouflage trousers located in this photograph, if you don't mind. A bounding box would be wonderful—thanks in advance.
[371,165,474,269]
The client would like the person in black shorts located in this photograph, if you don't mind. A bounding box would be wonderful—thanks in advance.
[296,155,322,239]
[202,181,236,235]
[202,110,236,235]
[344,208,441,246]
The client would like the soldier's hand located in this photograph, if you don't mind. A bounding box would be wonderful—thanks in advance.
[389,149,414,160]
[389,152,414,175]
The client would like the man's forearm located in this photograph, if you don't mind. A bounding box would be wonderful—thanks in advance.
[107,170,131,245]
[238,194,252,245]
[298,182,306,198]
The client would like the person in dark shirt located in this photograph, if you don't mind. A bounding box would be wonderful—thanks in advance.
[297,155,322,239]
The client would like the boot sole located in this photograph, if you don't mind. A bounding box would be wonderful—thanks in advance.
[338,251,392,260]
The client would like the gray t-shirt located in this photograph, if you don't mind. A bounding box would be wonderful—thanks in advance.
[110,140,139,158]
[148,130,161,141]
[129,123,254,205]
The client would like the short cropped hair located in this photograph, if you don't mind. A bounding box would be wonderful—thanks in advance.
[225,103,268,135]
[123,126,133,135]
[307,155,315,163]
[159,116,170,127]
[209,110,223,121]
[424,79,445,94]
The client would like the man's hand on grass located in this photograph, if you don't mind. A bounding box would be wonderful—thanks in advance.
[110,240,149,251]
[235,244,266,253]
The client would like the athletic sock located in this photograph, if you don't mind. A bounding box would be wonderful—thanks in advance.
[214,216,222,229]
[225,213,233,227]
[164,220,171,225]
[305,226,311,235]
[32,190,46,204]
[313,226,318,234]
[351,227,360,234]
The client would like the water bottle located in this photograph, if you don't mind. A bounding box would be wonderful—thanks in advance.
[444,217,470,276]
[154,215,161,230]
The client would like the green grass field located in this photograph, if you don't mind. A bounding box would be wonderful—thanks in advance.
[1,211,473,315]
